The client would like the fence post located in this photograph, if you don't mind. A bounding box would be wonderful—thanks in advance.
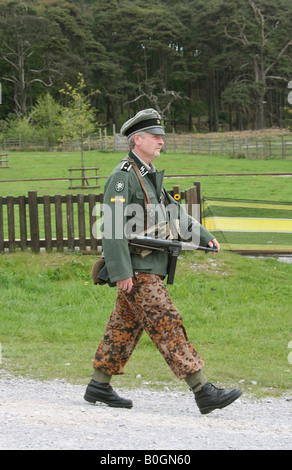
[77,194,86,251]
[66,194,75,251]
[193,181,202,224]
[28,191,40,253]
[19,195,27,251]
[43,195,52,252]
[172,185,181,202]
[55,195,63,252]
[184,183,202,225]
[104,128,108,150]
[0,197,4,252]
[246,138,249,158]
[99,129,102,150]
[7,196,15,253]
[172,129,176,152]
[89,194,98,250]
[184,188,195,217]
[113,124,117,152]
[281,137,286,159]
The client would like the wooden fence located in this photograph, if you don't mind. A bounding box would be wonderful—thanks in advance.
[163,134,292,159]
[0,192,103,253]
[68,167,99,189]
[113,133,292,159]
[0,184,201,253]
[2,131,292,159]
[0,129,113,152]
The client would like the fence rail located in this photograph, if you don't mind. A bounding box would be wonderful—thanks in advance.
[0,185,201,254]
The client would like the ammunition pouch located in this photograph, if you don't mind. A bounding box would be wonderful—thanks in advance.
[91,258,116,287]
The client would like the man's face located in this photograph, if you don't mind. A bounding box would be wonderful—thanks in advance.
[134,132,164,163]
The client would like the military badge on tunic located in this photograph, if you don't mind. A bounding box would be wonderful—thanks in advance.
[115,181,125,192]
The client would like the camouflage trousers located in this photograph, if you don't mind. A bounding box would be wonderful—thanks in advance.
[94,273,204,380]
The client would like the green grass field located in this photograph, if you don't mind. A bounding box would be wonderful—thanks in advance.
[0,150,291,396]
[0,250,291,396]
[1,150,292,201]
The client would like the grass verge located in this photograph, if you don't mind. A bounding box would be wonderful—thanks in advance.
[0,250,291,397]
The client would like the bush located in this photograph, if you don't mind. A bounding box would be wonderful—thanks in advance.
[0,115,36,141]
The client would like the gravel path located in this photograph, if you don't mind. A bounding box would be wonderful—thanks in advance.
[0,371,291,451]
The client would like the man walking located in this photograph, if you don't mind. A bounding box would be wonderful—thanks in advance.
[84,109,242,414]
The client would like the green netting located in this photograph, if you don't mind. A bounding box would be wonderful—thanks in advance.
[202,197,292,253]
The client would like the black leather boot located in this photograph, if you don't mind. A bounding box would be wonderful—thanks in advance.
[84,380,133,408]
[194,382,242,415]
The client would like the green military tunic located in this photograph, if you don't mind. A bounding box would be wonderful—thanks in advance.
[102,150,214,283]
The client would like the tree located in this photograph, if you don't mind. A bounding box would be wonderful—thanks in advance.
[224,0,292,129]
[1,0,292,132]
[43,2,92,86]
[222,82,254,130]
[60,73,99,181]
[30,93,62,148]
[0,1,52,117]
[124,83,184,125]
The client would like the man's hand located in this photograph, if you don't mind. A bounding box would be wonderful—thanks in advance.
[117,277,133,293]
[208,238,220,253]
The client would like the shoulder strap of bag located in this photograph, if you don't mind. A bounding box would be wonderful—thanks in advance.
[122,156,169,232]
[124,156,151,230]
[123,155,151,207]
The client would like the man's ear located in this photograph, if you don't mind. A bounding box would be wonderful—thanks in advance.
[133,133,140,146]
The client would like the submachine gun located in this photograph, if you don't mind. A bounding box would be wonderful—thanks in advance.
[93,235,218,286]
[128,235,218,284]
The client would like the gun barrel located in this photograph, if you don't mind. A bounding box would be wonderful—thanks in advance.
[128,235,218,253]
[128,235,217,285]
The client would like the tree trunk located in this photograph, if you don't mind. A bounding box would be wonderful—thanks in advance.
[18,44,27,117]
[212,70,219,132]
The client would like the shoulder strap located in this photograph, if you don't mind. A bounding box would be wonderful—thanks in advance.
[122,156,152,231]
[123,156,151,207]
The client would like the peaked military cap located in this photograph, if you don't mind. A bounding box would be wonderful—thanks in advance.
[120,108,165,138]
